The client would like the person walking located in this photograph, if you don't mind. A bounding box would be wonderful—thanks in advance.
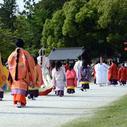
[28,56,43,100]
[0,54,9,101]
[79,60,91,91]
[94,57,109,86]
[66,63,77,94]
[8,39,35,108]
[118,63,127,85]
[108,60,118,85]
[52,61,66,97]
[74,56,82,86]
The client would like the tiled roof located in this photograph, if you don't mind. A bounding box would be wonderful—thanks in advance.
[48,47,84,60]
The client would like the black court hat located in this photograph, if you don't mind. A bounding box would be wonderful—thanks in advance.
[16,39,24,48]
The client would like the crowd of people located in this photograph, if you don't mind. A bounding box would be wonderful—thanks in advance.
[93,57,127,86]
[0,39,127,108]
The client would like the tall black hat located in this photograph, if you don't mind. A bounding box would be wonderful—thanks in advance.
[16,39,24,48]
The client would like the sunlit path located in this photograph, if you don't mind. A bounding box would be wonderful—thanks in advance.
[0,84,127,127]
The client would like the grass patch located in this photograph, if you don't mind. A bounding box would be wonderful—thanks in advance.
[62,95,127,127]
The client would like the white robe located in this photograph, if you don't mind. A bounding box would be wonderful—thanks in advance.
[52,67,66,91]
[73,60,82,86]
[95,63,109,85]
[37,55,52,89]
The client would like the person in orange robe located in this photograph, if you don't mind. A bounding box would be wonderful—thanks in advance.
[118,63,127,85]
[28,56,43,100]
[108,60,118,85]
[8,39,35,108]
[0,54,9,101]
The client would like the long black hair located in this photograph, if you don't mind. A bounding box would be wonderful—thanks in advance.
[15,48,20,80]
[82,60,88,69]
[34,56,38,65]
[55,61,62,71]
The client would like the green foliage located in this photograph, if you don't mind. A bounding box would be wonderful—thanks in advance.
[0,28,15,60]
[1,0,127,60]
[62,0,84,37]
[14,16,33,47]
[26,0,66,49]
[0,0,17,30]
[42,0,127,58]
[42,10,65,51]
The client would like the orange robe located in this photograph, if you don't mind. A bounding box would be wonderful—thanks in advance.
[0,55,9,100]
[0,66,9,88]
[34,64,43,87]
[8,48,35,106]
[29,64,43,89]
[0,53,9,89]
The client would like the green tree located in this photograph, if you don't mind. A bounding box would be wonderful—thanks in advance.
[26,0,66,49]
[0,0,17,30]
[42,10,65,52]
[0,28,15,60]
[42,0,127,58]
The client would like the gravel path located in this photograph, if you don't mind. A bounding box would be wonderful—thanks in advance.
[0,84,127,127]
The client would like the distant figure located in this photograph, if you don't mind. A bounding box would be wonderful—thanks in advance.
[118,63,127,85]
[52,61,66,97]
[37,48,50,69]
[92,61,99,84]
[37,48,51,83]
[66,63,77,94]
[0,55,9,101]
[108,60,118,85]
[8,39,35,108]
[79,60,91,91]
[94,57,109,86]
[74,56,82,86]
[37,48,53,96]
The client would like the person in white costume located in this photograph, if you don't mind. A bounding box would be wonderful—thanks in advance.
[94,57,109,86]
[52,61,66,97]
[74,56,82,86]
[37,48,52,95]
[37,48,50,69]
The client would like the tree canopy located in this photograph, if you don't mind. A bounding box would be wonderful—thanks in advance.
[0,0,127,61]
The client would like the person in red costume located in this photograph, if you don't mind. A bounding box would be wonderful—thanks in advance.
[118,63,127,85]
[108,60,118,85]
[66,63,77,94]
